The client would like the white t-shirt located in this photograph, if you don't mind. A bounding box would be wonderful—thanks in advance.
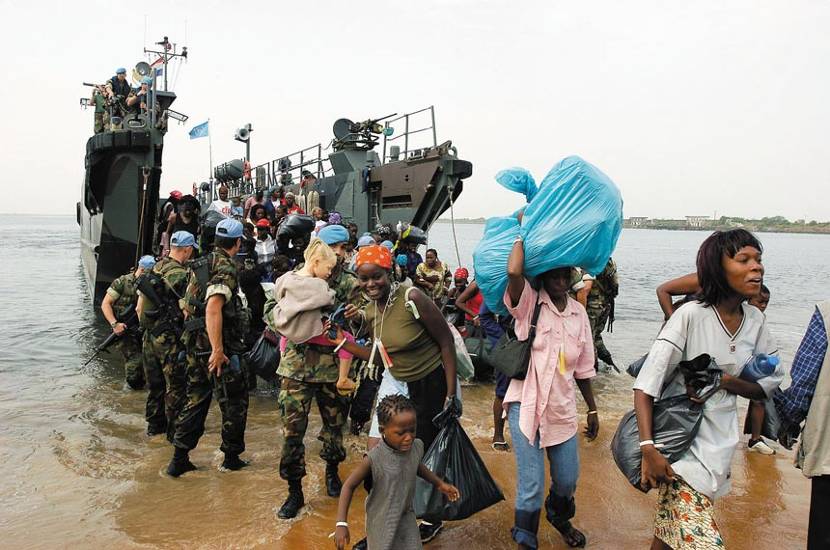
[255,236,276,265]
[633,300,783,499]
[207,199,232,218]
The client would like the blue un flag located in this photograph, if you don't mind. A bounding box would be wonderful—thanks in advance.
[189,121,209,139]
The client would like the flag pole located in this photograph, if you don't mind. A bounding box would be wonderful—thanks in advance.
[207,118,214,200]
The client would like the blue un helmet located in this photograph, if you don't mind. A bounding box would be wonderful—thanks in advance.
[170,231,199,251]
[318,224,349,246]
[115,67,127,75]
[216,218,244,239]
[141,76,153,86]
[138,255,156,270]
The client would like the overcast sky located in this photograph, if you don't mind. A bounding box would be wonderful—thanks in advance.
[2,0,828,221]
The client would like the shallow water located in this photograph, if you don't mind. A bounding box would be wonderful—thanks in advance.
[1,216,822,549]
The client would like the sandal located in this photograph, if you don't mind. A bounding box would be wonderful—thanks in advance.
[491,441,510,452]
[552,520,586,548]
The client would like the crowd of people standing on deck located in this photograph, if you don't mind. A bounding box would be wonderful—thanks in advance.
[97,184,830,549]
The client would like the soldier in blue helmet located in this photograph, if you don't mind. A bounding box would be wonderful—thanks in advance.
[168,218,251,477]
[127,76,154,113]
[100,255,157,389]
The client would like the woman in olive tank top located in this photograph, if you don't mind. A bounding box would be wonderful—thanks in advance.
[331,244,461,545]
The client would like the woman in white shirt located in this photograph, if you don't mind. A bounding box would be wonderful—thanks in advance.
[633,229,783,550]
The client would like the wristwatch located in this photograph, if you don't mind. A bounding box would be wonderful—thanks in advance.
[110,321,118,328]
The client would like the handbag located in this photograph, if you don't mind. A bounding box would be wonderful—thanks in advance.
[489,299,543,380]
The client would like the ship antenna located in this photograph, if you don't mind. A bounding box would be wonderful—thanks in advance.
[144,35,188,92]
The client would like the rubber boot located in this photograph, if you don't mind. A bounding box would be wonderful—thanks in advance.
[221,453,250,471]
[166,447,197,477]
[278,480,304,519]
[326,462,343,497]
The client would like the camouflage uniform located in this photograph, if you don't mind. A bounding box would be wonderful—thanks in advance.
[92,92,107,134]
[266,262,359,482]
[585,259,618,368]
[139,257,189,438]
[105,272,144,389]
[173,248,250,456]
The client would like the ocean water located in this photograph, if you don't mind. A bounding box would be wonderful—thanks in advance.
[0,215,823,548]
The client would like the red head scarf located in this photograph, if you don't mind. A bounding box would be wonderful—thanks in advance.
[454,267,469,280]
[355,244,392,270]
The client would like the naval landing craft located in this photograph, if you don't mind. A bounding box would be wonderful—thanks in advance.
[80,40,472,305]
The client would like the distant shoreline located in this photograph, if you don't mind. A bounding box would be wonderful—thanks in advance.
[621,225,830,235]
[436,218,830,235]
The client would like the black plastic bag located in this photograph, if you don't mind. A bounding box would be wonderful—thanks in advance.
[350,371,380,427]
[612,356,722,492]
[464,328,493,380]
[414,405,504,522]
[277,214,315,239]
[245,329,280,382]
[611,394,705,492]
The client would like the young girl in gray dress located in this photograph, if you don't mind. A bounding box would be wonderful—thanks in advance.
[334,395,460,550]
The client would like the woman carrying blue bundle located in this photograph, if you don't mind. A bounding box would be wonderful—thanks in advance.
[504,236,599,549]
[633,229,784,550]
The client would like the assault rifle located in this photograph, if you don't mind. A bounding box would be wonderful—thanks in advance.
[135,272,184,339]
[83,305,139,367]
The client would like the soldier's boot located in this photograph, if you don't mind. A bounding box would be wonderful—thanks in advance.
[166,447,197,478]
[278,480,304,519]
[325,462,342,497]
[221,453,250,472]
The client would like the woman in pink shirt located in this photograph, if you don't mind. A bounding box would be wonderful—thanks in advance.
[504,236,599,549]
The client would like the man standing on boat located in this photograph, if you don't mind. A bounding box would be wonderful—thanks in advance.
[104,67,131,125]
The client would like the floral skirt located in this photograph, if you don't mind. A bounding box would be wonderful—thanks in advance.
[654,478,724,549]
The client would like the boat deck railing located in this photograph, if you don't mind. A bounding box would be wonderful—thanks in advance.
[382,106,438,163]
[217,143,333,199]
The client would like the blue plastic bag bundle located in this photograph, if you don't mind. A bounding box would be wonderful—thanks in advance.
[495,166,538,202]
[474,156,623,314]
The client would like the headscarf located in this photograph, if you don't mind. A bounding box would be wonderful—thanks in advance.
[328,212,343,225]
[355,244,392,270]
[454,267,469,280]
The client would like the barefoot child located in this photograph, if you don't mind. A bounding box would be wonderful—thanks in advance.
[271,238,357,393]
[334,395,460,550]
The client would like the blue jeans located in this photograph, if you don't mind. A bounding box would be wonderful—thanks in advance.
[508,402,579,549]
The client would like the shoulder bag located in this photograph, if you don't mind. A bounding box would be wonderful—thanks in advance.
[489,298,543,381]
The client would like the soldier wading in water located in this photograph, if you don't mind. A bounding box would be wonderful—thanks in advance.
[167,219,251,476]
[269,224,362,519]
[101,255,156,389]
[136,233,196,438]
